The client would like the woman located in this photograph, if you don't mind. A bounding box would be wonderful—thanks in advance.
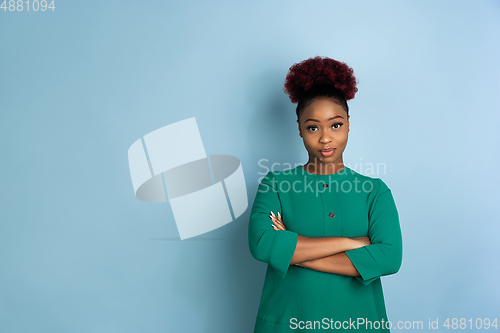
[248,56,403,332]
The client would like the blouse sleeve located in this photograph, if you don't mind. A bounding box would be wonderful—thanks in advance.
[248,171,299,279]
[345,179,403,286]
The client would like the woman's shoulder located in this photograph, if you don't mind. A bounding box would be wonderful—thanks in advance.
[263,165,306,183]
[261,165,301,177]
[256,166,301,187]
[347,168,391,194]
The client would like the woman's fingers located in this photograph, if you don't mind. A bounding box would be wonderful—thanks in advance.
[270,214,286,230]
[271,219,285,230]
[270,211,286,229]
[271,216,284,228]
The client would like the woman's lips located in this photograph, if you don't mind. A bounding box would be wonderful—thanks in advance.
[320,148,335,157]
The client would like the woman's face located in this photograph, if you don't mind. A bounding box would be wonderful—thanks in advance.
[297,97,350,170]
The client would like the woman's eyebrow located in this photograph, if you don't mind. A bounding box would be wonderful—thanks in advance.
[304,116,344,123]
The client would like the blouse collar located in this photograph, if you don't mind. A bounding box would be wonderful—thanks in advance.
[298,165,354,182]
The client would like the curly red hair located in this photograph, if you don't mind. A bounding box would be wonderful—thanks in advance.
[283,56,358,103]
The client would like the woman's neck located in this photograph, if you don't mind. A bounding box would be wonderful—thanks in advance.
[302,159,346,175]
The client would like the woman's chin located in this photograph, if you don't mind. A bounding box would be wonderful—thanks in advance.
[318,154,336,162]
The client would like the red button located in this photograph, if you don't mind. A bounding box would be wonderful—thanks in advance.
[329,212,335,218]
[323,184,328,188]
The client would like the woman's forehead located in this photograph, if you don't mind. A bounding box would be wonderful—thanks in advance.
[302,99,347,119]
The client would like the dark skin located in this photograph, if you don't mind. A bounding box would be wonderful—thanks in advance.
[270,96,371,277]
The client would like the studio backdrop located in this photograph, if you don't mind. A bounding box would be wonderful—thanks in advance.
[0,0,499,332]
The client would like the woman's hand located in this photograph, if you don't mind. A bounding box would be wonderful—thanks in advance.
[269,212,307,268]
[270,211,287,231]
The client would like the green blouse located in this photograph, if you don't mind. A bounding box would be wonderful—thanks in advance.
[248,165,403,332]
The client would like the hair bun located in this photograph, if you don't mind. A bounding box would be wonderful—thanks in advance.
[284,56,358,103]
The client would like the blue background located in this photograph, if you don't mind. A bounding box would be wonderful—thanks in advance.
[1,0,499,332]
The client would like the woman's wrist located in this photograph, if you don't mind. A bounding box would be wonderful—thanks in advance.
[341,237,356,252]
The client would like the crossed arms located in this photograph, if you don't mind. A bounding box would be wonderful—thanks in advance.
[270,211,369,276]
[248,172,403,286]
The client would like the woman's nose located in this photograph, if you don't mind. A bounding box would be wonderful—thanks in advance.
[320,133,333,143]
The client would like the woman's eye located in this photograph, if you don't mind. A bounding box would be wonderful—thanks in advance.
[306,126,318,132]
[306,123,343,132]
